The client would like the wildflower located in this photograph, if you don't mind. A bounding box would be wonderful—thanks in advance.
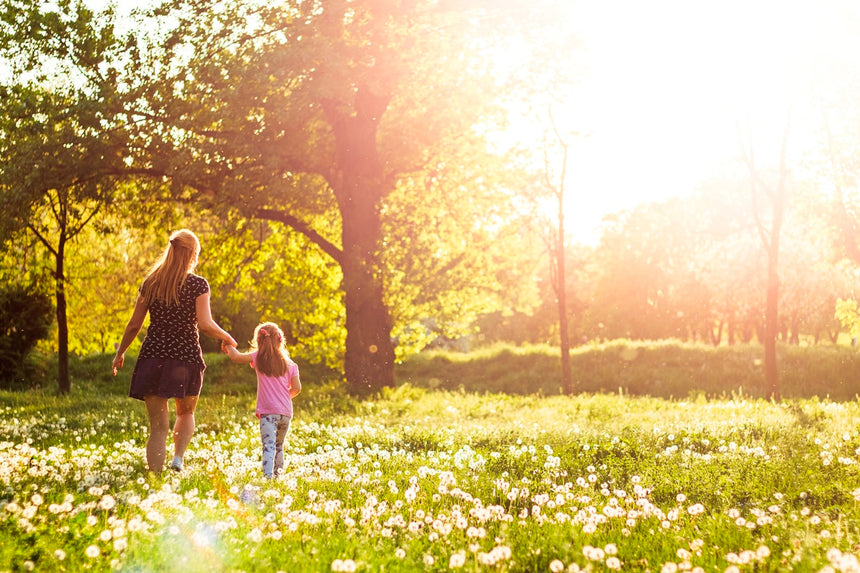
[583,546,605,561]
[331,559,357,572]
[54,549,66,561]
[99,495,116,511]
[449,551,466,568]
[550,559,565,572]
[661,563,678,573]
[395,548,406,559]
[676,494,686,503]
[606,556,622,570]
[424,554,435,566]
[494,546,512,560]
[85,545,100,558]
[605,543,617,555]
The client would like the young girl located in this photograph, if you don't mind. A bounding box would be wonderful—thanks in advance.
[222,322,301,479]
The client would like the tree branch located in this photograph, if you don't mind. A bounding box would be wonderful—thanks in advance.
[254,208,343,265]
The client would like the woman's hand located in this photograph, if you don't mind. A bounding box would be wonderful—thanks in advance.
[112,353,124,376]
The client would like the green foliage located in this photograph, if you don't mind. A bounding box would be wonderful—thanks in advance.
[0,284,52,389]
[835,298,860,340]
[199,218,347,369]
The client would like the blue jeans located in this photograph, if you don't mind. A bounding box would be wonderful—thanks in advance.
[259,414,291,478]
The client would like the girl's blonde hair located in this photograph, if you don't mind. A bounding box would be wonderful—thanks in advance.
[251,322,291,377]
[140,229,200,307]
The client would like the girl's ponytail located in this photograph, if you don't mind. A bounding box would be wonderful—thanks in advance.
[253,322,288,377]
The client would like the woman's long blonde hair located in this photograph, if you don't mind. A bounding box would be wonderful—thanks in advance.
[251,322,290,377]
[140,229,200,307]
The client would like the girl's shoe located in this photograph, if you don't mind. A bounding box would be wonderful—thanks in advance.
[169,456,184,472]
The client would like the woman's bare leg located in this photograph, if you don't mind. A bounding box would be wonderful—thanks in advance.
[172,395,199,463]
[144,396,170,472]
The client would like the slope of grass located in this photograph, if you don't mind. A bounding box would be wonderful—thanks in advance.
[396,341,860,399]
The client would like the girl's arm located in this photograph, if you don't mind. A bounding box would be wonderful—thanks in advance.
[221,342,254,364]
[112,295,148,376]
[290,374,302,398]
[196,292,238,347]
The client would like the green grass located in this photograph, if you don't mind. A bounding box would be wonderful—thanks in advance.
[2,348,860,571]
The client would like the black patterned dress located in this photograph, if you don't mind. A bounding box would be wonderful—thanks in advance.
[128,274,210,400]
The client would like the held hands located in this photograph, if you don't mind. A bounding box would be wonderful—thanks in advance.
[221,339,237,354]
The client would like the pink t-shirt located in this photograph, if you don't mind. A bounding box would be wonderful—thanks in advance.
[250,351,298,418]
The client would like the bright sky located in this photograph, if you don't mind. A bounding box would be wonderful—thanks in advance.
[540,0,860,243]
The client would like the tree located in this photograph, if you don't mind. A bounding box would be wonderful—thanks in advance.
[0,0,131,392]
[738,121,792,400]
[105,0,547,394]
[536,110,575,393]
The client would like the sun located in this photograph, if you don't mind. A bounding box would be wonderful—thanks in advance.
[497,0,859,244]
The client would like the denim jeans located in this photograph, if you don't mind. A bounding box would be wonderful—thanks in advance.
[259,414,292,478]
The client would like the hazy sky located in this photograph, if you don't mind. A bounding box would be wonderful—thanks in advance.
[545,0,860,242]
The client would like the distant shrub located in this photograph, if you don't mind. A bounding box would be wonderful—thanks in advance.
[0,285,53,389]
[396,340,860,400]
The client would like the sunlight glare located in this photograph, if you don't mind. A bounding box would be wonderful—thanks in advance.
[509,0,860,243]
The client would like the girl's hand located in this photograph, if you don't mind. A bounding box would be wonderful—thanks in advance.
[111,353,124,376]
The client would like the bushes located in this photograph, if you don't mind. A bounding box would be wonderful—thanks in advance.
[0,285,53,389]
[395,341,860,400]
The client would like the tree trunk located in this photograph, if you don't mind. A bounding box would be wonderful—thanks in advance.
[728,316,736,345]
[325,89,396,395]
[710,321,723,347]
[764,249,779,400]
[556,195,573,394]
[56,235,70,395]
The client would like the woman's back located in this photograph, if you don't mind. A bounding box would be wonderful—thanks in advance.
[139,274,209,365]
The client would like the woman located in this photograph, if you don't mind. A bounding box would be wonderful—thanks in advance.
[112,229,237,473]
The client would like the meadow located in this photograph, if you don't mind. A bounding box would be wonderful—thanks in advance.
[2,345,860,572]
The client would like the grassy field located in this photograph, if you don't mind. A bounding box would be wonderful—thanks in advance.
[2,346,860,571]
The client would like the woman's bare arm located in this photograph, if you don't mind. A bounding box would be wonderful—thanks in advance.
[112,295,148,375]
[196,292,237,347]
